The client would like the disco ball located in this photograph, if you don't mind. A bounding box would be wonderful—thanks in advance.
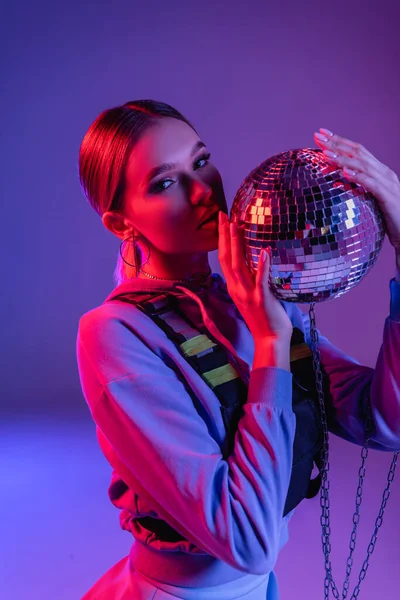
[230,148,386,303]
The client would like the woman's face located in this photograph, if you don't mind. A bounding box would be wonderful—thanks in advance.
[105,117,228,260]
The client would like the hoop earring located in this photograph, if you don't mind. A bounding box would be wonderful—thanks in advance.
[119,235,151,276]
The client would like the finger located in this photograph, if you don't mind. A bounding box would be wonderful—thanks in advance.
[323,152,371,175]
[326,150,394,196]
[324,150,391,182]
[218,211,234,282]
[319,130,360,152]
[230,222,255,289]
[319,133,397,182]
[328,140,371,161]
[316,130,377,163]
[316,134,384,176]
[255,248,271,293]
[314,134,357,158]
[340,168,393,199]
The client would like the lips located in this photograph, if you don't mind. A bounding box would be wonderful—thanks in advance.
[197,208,220,228]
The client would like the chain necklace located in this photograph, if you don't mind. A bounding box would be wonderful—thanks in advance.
[308,302,398,599]
[138,266,212,285]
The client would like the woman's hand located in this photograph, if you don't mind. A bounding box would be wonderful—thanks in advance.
[218,211,293,342]
[314,128,400,251]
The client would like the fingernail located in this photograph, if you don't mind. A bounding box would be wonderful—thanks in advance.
[315,132,328,142]
[261,249,267,262]
[323,149,338,159]
[343,168,357,177]
[262,247,271,262]
[320,128,334,137]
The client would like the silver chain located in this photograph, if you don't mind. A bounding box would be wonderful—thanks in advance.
[308,302,398,599]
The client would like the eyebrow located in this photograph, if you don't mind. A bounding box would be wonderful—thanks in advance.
[144,140,207,185]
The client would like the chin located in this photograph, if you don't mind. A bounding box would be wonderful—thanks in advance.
[197,235,219,253]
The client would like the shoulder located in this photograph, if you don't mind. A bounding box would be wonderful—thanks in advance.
[77,300,145,348]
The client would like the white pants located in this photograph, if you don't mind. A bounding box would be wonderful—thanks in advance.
[80,554,279,600]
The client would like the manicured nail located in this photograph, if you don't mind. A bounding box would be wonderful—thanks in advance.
[343,168,357,177]
[320,128,334,137]
[323,149,338,158]
[315,132,328,142]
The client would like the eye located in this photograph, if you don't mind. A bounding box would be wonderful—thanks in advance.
[151,178,174,193]
[194,152,211,169]
[150,153,212,194]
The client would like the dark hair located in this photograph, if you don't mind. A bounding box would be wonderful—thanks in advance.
[78,99,198,284]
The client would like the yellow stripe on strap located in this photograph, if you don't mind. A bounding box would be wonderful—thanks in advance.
[202,363,240,389]
[180,335,217,357]
[290,343,312,363]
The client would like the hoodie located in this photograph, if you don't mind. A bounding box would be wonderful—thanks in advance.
[76,272,400,588]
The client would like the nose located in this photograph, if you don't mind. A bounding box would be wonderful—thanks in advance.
[189,175,213,206]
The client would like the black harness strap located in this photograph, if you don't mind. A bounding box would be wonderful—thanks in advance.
[107,290,324,542]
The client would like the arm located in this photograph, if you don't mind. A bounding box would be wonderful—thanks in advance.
[299,278,400,452]
[252,336,291,371]
[76,305,295,575]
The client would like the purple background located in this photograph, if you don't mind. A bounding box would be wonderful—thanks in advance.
[2,1,399,598]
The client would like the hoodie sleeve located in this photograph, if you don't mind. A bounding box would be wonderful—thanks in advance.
[300,277,400,452]
[76,305,295,575]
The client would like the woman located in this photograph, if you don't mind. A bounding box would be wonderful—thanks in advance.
[76,100,400,599]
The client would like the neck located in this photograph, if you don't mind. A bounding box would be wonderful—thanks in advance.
[139,265,212,283]
[136,250,211,282]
